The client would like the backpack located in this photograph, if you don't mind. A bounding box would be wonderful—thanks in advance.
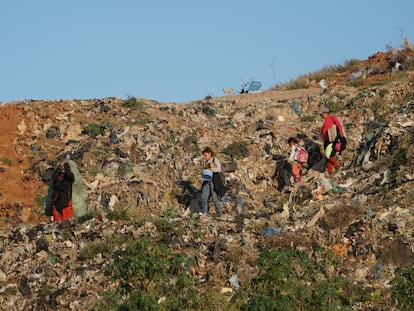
[219,162,226,184]
[295,147,309,164]
[212,158,228,197]
[327,125,338,142]
[213,158,226,185]
[334,135,347,154]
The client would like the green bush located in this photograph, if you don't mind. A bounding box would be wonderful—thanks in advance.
[107,237,201,310]
[34,195,45,207]
[390,147,408,186]
[1,157,12,166]
[320,98,345,114]
[392,265,414,310]
[284,76,310,90]
[107,208,130,221]
[235,247,358,310]
[80,241,112,260]
[300,115,316,123]
[122,97,145,110]
[222,141,249,159]
[83,123,102,138]
[83,121,112,138]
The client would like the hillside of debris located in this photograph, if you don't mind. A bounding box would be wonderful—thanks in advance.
[0,47,414,310]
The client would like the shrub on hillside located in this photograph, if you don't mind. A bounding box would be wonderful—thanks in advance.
[122,96,145,110]
[232,247,363,310]
[106,237,202,310]
[222,141,249,159]
[392,265,414,310]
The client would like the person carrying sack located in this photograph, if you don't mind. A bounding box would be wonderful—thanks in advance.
[51,162,75,222]
[319,106,345,175]
[200,147,223,216]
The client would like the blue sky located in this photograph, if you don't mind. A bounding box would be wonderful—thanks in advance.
[1,0,413,103]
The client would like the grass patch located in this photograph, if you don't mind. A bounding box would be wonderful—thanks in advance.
[222,141,250,159]
[38,285,52,297]
[79,240,113,260]
[117,162,132,177]
[0,286,17,296]
[106,208,130,221]
[320,98,346,113]
[83,121,113,138]
[392,265,414,309]
[122,97,145,110]
[34,195,45,207]
[88,165,102,176]
[106,237,202,310]
[232,247,363,310]
[126,117,153,126]
[1,157,12,166]
[273,59,361,90]
[91,148,107,157]
[300,115,316,122]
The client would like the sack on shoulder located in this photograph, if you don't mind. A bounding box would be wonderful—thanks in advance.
[327,125,338,142]
[213,172,228,198]
[324,143,336,159]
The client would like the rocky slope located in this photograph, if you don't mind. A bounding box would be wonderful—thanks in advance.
[0,48,414,310]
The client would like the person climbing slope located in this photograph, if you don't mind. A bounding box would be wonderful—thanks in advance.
[51,162,75,222]
[200,147,224,217]
[287,137,308,183]
[319,106,345,175]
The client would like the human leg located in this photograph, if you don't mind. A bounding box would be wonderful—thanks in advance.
[61,200,74,220]
[330,156,340,170]
[326,157,340,174]
[292,162,302,182]
[201,182,211,214]
[52,201,74,222]
[52,205,63,222]
[210,188,222,216]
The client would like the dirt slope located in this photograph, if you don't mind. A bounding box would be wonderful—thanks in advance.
[0,103,48,226]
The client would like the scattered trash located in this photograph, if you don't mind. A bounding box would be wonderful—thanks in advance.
[349,70,365,83]
[290,100,302,116]
[375,263,383,280]
[319,79,328,90]
[259,226,281,236]
[229,274,240,289]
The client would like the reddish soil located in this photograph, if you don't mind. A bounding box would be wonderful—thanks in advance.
[0,103,49,228]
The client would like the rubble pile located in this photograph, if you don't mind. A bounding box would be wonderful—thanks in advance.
[0,49,413,309]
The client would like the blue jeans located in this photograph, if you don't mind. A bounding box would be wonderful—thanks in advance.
[201,181,222,216]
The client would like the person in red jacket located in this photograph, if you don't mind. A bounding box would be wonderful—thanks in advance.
[52,162,75,222]
[319,106,345,175]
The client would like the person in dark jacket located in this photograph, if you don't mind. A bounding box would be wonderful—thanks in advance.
[52,162,75,222]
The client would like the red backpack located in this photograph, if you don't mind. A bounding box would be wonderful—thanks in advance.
[295,147,309,164]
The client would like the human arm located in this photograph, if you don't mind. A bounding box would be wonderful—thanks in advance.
[209,158,222,173]
[63,162,75,183]
[288,145,296,163]
[332,116,345,137]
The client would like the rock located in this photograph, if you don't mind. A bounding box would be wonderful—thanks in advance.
[18,276,31,296]
[0,270,6,282]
